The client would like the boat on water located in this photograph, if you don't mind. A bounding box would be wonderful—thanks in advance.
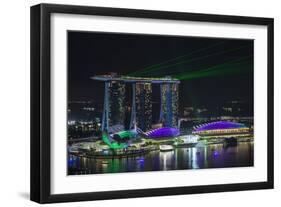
[159,145,174,152]
[101,160,109,165]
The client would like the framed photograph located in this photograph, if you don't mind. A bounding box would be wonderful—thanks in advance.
[30,3,274,203]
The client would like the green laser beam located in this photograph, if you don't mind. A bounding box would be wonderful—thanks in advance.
[127,41,227,76]
[167,55,253,77]
[132,55,252,80]
[133,44,251,76]
[129,43,252,77]
[174,56,252,80]
[175,58,251,80]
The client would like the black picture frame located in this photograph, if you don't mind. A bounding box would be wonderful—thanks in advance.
[30,3,274,204]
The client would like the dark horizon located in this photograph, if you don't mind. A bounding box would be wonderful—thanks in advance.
[68,31,253,112]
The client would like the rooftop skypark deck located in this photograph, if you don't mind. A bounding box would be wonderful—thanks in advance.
[91,74,180,84]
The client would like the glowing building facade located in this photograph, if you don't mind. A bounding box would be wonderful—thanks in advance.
[145,127,180,138]
[92,74,180,133]
[108,81,126,127]
[192,121,251,136]
[101,81,126,131]
[159,83,179,128]
[135,82,152,131]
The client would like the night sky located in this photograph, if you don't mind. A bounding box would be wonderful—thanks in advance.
[68,31,253,110]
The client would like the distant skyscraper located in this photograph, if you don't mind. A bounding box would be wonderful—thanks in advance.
[159,83,179,128]
[135,82,152,131]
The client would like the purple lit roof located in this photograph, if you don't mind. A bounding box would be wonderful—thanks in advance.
[145,127,180,138]
[194,121,246,132]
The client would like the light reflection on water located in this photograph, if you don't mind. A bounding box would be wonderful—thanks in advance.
[68,142,253,175]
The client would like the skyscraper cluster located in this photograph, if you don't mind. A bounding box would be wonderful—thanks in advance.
[92,74,180,132]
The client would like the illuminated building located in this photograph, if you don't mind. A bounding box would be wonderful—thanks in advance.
[171,83,179,127]
[135,82,152,131]
[113,130,138,140]
[100,80,126,131]
[192,121,251,136]
[145,127,180,138]
[108,81,126,127]
[91,74,180,132]
[102,132,127,149]
[159,82,179,128]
